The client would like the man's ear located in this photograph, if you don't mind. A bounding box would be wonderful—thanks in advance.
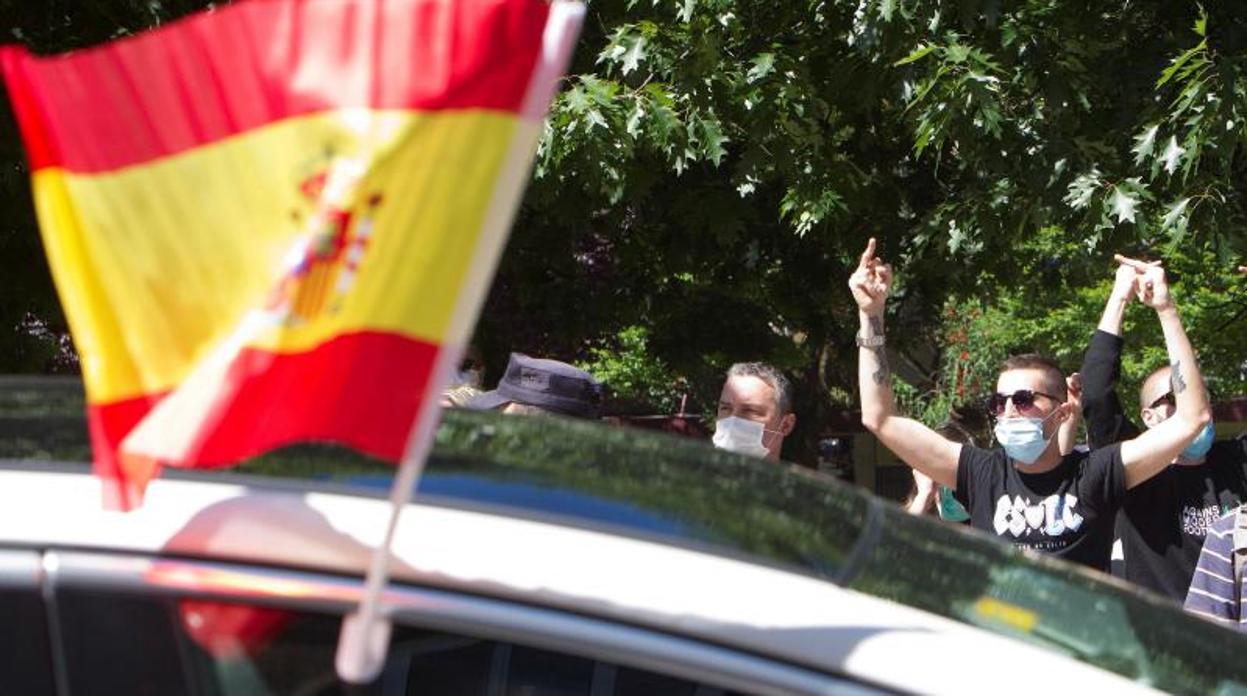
[780,412,796,436]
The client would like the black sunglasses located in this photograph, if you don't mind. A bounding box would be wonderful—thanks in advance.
[1147,392,1176,409]
[985,389,1061,416]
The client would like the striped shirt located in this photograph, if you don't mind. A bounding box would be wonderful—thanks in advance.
[1183,508,1246,632]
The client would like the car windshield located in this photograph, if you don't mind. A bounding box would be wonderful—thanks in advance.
[4,377,1247,695]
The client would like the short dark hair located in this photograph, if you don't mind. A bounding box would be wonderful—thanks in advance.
[999,353,1067,400]
[727,362,793,414]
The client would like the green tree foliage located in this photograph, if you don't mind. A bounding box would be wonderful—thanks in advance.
[0,1,1245,463]
[575,325,692,414]
[489,0,1247,452]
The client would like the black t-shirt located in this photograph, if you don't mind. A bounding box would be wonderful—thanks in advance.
[1079,328,1247,597]
[1116,438,1247,600]
[955,444,1127,571]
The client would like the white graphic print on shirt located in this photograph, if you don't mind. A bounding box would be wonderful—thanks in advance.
[993,493,1084,537]
[1180,504,1224,537]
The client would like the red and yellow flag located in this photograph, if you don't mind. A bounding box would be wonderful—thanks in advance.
[1,0,583,509]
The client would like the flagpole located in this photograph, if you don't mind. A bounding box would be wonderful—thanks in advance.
[335,1,585,683]
[333,342,457,683]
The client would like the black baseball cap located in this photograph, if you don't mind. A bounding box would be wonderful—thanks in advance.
[467,353,603,419]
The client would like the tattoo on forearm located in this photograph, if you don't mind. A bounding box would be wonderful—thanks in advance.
[1170,361,1187,395]
[871,346,890,385]
[865,316,889,385]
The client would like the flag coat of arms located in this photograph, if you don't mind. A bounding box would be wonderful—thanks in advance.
[1,0,583,509]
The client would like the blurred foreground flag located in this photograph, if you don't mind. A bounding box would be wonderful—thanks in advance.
[1,0,583,509]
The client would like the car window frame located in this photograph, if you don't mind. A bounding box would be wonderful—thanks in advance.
[0,549,64,694]
[42,548,886,696]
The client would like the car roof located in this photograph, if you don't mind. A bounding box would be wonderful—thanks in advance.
[0,463,1157,695]
[3,384,1247,693]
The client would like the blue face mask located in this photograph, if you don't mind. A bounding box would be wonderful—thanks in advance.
[938,486,970,522]
[993,415,1055,465]
[1181,422,1216,460]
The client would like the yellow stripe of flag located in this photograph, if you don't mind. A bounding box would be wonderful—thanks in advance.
[35,109,519,404]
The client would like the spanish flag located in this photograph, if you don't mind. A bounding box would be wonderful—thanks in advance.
[1,0,583,509]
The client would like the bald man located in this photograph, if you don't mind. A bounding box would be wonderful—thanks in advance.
[1080,259,1247,600]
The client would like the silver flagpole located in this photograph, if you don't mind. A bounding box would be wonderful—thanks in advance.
[335,1,585,682]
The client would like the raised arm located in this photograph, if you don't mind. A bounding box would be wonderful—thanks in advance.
[1097,259,1144,336]
[1080,259,1147,448]
[1057,372,1083,455]
[1118,262,1212,488]
[904,469,938,515]
[850,239,962,488]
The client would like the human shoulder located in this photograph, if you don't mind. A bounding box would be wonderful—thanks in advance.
[1074,443,1127,507]
[1215,435,1247,461]
[1192,508,1240,563]
[959,444,1004,466]
[1205,437,1247,477]
[1207,507,1240,538]
[1186,510,1239,622]
[955,445,1006,499]
[1077,441,1123,472]
[1085,441,1123,463]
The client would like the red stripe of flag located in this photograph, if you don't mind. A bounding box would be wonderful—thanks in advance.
[89,331,438,480]
[1,0,549,173]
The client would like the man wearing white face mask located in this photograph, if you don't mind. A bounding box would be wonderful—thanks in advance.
[1079,256,1247,600]
[851,239,1212,571]
[713,362,796,461]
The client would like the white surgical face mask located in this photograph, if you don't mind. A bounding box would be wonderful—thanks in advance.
[993,411,1059,465]
[712,416,772,458]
